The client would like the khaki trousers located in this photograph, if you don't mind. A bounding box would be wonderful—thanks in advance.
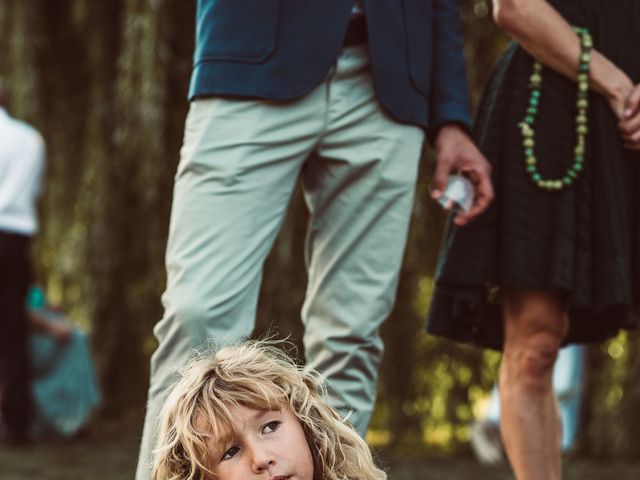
[136,45,424,479]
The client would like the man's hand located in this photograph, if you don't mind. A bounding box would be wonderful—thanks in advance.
[431,124,494,226]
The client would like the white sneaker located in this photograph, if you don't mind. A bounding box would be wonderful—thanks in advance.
[470,420,504,465]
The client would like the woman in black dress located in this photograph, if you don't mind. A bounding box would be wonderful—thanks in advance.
[427,0,640,478]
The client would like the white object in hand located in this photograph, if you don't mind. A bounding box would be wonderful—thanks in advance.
[438,174,474,213]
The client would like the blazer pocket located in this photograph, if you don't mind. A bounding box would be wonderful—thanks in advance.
[402,0,432,94]
[195,0,281,63]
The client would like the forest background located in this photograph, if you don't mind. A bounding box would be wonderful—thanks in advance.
[1,0,640,474]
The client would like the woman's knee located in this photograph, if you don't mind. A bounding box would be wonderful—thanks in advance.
[502,290,568,392]
[522,331,562,380]
[502,330,564,395]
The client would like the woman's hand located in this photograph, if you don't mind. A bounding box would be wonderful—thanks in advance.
[606,84,632,120]
[619,85,640,150]
[29,310,73,343]
[601,72,633,119]
[47,321,73,343]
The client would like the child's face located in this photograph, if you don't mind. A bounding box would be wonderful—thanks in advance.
[207,404,314,480]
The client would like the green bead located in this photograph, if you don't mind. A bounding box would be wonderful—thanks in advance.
[522,30,591,192]
[520,122,533,137]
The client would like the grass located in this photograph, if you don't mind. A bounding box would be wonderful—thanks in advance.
[1,417,639,479]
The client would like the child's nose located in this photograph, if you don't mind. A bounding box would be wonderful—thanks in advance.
[250,446,275,473]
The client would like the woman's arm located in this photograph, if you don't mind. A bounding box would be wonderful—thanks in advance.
[29,310,72,342]
[493,0,633,118]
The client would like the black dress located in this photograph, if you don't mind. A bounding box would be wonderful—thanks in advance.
[426,0,640,350]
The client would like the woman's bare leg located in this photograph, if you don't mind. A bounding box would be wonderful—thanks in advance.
[500,289,568,480]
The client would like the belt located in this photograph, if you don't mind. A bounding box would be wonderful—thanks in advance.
[341,16,367,47]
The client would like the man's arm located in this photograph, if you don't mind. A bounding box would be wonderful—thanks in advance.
[429,0,472,139]
[429,0,493,225]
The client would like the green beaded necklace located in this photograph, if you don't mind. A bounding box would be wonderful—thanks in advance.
[519,27,593,191]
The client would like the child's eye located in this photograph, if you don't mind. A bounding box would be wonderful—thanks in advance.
[221,446,240,461]
[262,421,281,434]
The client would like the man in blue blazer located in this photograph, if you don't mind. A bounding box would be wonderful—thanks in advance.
[137,1,493,477]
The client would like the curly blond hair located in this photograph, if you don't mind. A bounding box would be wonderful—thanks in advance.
[151,340,386,480]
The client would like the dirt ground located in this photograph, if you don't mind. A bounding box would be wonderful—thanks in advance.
[1,423,639,480]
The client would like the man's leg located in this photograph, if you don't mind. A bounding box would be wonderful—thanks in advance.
[500,289,568,480]
[301,45,424,435]
[0,233,32,444]
[136,95,324,479]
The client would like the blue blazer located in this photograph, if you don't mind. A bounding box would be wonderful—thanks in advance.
[189,0,472,131]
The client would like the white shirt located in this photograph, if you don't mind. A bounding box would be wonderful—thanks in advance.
[0,107,45,236]
[351,0,364,16]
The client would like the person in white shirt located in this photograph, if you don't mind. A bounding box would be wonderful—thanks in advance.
[0,81,45,445]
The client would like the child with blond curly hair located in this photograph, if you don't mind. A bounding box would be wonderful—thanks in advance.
[151,341,386,480]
